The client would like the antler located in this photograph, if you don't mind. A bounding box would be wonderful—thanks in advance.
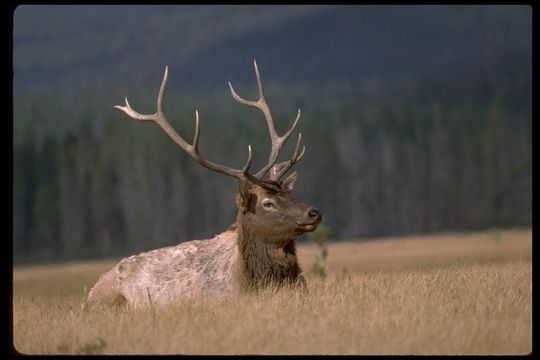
[269,132,306,181]
[114,66,262,185]
[228,60,304,181]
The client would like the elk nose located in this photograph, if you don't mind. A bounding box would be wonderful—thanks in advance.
[308,208,321,220]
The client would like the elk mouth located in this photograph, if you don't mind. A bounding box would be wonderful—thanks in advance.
[295,221,320,233]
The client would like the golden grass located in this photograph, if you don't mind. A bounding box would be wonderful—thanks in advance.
[12,228,532,355]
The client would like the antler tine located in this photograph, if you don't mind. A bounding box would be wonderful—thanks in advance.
[156,65,168,117]
[270,132,306,181]
[228,60,302,180]
[114,66,262,185]
[193,110,201,151]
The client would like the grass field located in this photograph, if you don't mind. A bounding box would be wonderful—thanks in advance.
[12,228,532,355]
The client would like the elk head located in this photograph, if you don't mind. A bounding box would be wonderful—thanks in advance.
[236,174,321,246]
[114,60,322,245]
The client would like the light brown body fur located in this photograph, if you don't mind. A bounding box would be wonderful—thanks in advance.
[86,226,305,309]
[86,230,241,309]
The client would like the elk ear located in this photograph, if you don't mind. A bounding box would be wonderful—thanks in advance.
[280,171,299,193]
[237,180,255,213]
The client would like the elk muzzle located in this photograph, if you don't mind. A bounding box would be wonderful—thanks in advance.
[295,207,322,233]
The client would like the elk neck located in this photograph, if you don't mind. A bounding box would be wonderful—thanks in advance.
[234,215,302,290]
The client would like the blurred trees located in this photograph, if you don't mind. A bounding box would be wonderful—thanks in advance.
[11,5,531,264]
[12,89,531,264]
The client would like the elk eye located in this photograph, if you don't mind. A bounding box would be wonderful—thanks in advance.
[262,199,276,210]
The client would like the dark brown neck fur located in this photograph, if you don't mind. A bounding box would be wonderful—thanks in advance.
[234,218,302,290]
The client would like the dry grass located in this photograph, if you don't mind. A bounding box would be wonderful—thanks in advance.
[12,228,532,355]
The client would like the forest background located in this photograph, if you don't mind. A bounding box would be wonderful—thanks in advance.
[12,5,531,264]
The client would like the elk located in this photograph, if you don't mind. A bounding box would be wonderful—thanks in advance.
[85,61,322,310]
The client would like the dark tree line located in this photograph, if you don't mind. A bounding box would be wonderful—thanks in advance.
[13,91,531,264]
